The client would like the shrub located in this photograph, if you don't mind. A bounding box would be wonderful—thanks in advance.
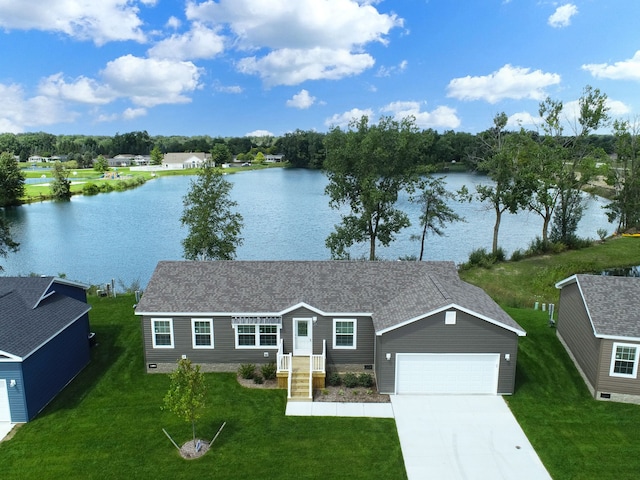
[597,228,608,241]
[82,183,100,195]
[510,249,524,262]
[358,373,374,388]
[343,372,358,388]
[253,374,264,384]
[261,361,277,380]
[238,363,255,379]
[327,372,342,386]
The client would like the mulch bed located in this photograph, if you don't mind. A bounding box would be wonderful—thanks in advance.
[236,375,390,403]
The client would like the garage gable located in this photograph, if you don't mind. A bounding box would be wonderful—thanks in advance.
[376,304,526,337]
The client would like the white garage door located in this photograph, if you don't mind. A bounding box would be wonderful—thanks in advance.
[0,379,10,422]
[396,353,500,394]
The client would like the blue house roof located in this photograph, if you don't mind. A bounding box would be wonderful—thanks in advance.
[0,277,91,360]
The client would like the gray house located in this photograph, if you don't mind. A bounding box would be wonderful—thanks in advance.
[556,274,640,403]
[0,277,92,423]
[135,261,526,400]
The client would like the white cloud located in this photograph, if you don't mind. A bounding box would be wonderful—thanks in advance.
[0,0,147,45]
[324,108,374,128]
[0,83,76,133]
[101,55,202,107]
[123,107,147,119]
[39,73,116,105]
[245,129,274,137]
[286,89,316,109]
[238,48,375,86]
[166,16,182,30]
[507,111,538,129]
[188,0,402,85]
[583,51,640,81]
[446,64,561,104]
[380,101,460,129]
[376,60,408,77]
[214,83,243,94]
[37,55,202,118]
[148,23,225,61]
[548,4,578,28]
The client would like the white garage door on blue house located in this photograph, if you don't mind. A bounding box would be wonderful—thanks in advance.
[395,353,500,394]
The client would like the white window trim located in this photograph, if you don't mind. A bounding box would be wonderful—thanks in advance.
[609,342,639,379]
[233,324,281,349]
[191,318,214,349]
[333,318,357,350]
[151,318,174,349]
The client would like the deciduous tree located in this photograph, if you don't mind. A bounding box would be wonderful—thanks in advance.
[50,161,72,201]
[0,152,25,207]
[324,115,420,260]
[163,358,206,447]
[181,163,243,260]
[150,146,163,166]
[0,214,19,271]
[410,176,465,261]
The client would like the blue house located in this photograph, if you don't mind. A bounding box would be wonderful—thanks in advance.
[0,277,92,423]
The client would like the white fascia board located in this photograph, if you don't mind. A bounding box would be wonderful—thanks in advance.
[596,334,640,343]
[555,274,578,289]
[0,350,22,361]
[376,303,526,337]
[136,302,371,319]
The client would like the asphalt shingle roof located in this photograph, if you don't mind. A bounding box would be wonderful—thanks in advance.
[571,274,640,338]
[136,261,525,335]
[0,277,91,359]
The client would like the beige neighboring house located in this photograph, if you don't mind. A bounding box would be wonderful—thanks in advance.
[163,152,211,169]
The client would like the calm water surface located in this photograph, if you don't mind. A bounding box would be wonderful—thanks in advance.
[2,169,612,287]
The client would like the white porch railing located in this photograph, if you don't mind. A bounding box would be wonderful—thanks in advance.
[312,339,326,372]
[277,339,292,399]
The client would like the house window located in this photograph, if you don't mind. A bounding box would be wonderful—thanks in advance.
[152,318,174,348]
[610,343,639,378]
[235,324,280,348]
[333,319,357,349]
[192,319,214,349]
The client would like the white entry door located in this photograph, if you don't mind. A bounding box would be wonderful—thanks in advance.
[0,379,10,422]
[396,353,500,395]
[293,318,312,355]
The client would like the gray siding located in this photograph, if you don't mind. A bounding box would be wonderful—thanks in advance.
[142,307,376,372]
[0,364,26,423]
[596,339,640,397]
[557,283,601,390]
[375,310,519,394]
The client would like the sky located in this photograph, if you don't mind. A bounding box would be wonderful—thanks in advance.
[0,0,639,138]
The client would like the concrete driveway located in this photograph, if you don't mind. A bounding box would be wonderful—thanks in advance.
[390,395,551,480]
[0,422,15,442]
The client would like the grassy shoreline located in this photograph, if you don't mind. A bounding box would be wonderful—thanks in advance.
[19,162,286,204]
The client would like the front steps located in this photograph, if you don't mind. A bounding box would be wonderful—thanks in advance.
[289,356,312,402]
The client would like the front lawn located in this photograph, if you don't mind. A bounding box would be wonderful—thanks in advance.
[0,295,405,480]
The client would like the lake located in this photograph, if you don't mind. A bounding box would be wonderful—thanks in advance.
[1,168,612,288]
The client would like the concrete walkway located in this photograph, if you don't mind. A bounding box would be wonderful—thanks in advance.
[286,396,551,480]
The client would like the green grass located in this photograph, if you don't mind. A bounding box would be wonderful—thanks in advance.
[20,163,287,203]
[459,236,640,308]
[0,295,405,480]
[505,308,640,479]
